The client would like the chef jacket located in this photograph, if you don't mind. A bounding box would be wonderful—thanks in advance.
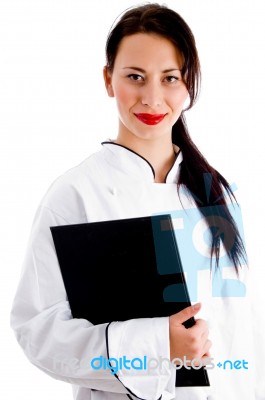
[10,141,259,400]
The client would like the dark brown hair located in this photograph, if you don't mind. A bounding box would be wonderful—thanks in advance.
[105,3,247,272]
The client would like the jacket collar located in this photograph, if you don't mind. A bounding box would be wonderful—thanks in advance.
[101,140,183,184]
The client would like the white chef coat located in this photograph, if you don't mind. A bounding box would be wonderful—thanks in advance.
[10,141,259,400]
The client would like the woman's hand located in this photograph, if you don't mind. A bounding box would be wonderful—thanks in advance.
[169,303,212,364]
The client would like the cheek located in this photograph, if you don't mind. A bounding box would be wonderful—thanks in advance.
[113,83,137,108]
[171,87,189,109]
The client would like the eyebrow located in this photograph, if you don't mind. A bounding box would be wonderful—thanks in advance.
[122,67,181,73]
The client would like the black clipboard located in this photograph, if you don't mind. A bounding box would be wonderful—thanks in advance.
[50,214,210,387]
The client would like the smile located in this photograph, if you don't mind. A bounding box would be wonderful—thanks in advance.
[134,113,167,125]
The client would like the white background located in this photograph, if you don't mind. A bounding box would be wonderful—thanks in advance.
[1,0,265,398]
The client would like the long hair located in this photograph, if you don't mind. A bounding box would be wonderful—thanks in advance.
[105,3,247,272]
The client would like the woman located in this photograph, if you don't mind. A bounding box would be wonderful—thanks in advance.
[10,3,255,400]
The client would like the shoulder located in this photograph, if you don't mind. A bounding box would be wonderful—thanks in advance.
[38,147,106,223]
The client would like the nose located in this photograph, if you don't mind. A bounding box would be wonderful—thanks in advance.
[141,80,163,108]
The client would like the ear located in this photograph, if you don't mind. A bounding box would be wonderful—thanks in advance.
[103,66,114,97]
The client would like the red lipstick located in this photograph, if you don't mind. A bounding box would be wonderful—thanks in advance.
[134,113,166,125]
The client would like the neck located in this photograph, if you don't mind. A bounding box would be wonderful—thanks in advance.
[114,134,178,183]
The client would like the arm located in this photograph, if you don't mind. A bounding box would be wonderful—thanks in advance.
[10,180,212,399]
[10,204,131,393]
[9,200,175,399]
[106,303,211,399]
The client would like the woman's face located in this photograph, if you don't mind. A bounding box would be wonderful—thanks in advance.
[104,33,189,143]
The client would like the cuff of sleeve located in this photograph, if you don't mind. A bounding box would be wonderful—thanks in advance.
[106,317,176,400]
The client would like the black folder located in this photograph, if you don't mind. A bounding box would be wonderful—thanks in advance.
[50,214,210,387]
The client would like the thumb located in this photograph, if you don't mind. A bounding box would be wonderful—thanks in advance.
[171,303,201,325]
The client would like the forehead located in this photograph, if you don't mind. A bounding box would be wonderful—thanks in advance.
[114,33,183,69]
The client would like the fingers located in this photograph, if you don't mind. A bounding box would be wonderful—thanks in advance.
[169,303,213,362]
[203,339,212,357]
[171,303,201,326]
[192,318,209,337]
[188,320,212,358]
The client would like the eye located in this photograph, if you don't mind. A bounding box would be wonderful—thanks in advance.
[163,75,180,83]
[127,74,144,82]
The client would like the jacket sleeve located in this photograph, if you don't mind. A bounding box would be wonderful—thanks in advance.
[10,196,175,399]
[106,319,176,400]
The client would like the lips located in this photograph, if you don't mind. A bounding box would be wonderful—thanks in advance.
[134,113,167,125]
